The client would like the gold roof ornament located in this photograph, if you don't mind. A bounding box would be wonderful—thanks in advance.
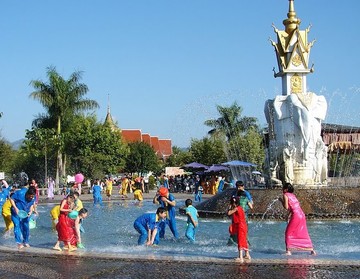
[269,0,315,78]
[283,0,301,34]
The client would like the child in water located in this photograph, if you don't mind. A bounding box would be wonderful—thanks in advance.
[227,196,250,262]
[133,189,143,201]
[185,199,199,242]
[92,179,103,206]
[73,208,88,249]
[133,207,167,245]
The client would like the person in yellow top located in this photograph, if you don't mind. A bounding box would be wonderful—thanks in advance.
[50,204,60,230]
[2,197,14,234]
[74,191,83,211]
[105,178,113,200]
[119,176,129,198]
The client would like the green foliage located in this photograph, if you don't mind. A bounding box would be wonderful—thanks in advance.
[30,66,99,135]
[64,115,128,178]
[328,153,360,177]
[189,137,227,166]
[226,127,265,167]
[203,102,264,169]
[0,137,17,176]
[148,175,157,190]
[165,146,193,167]
[204,101,259,142]
[124,141,160,174]
[29,66,99,187]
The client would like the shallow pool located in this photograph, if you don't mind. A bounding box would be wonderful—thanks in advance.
[1,200,359,261]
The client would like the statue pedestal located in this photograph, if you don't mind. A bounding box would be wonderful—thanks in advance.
[293,166,314,185]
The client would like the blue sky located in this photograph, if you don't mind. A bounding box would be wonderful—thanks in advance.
[1,0,359,148]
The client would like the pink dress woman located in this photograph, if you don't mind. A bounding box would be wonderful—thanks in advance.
[284,192,314,252]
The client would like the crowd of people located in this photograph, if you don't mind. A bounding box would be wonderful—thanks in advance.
[0,175,316,262]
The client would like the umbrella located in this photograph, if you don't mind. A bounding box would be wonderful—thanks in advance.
[222,160,257,167]
[204,164,230,174]
[252,171,262,175]
[182,162,209,170]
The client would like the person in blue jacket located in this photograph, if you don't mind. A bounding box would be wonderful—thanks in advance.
[133,207,167,245]
[10,186,37,249]
[92,179,103,206]
[153,187,179,240]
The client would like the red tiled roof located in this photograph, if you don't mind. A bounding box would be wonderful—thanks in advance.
[158,139,173,158]
[142,133,151,145]
[150,136,160,153]
[119,129,173,159]
[121,129,142,143]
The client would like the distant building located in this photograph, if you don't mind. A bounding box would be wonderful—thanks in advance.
[104,106,172,161]
[321,123,360,153]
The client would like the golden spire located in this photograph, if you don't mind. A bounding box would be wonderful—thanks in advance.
[104,93,118,131]
[283,0,301,34]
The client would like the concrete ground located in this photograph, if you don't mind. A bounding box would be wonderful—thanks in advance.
[2,190,358,278]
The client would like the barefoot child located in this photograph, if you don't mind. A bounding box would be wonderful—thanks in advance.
[73,208,88,248]
[227,196,250,262]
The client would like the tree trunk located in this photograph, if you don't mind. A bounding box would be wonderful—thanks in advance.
[55,150,61,193]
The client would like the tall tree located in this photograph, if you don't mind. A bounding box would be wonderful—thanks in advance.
[29,66,99,190]
[125,142,160,175]
[204,102,258,142]
[189,137,227,166]
[65,115,128,178]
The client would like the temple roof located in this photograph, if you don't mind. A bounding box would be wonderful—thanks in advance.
[322,123,360,133]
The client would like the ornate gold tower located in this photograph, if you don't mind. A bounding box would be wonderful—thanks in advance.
[270,0,315,96]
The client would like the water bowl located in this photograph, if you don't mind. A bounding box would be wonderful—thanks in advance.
[18,210,28,219]
[29,219,36,229]
[68,210,79,219]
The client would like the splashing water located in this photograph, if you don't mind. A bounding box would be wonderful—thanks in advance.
[1,199,360,261]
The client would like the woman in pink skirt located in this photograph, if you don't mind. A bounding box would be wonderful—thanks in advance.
[279,183,316,256]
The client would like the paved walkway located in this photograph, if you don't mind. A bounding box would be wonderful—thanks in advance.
[0,245,359,279]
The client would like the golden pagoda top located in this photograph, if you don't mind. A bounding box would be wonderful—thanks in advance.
[283,0,301,34]
[104,94,119,132]
[270,0,315,77]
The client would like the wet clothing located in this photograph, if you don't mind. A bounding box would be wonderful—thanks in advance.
[156,194,179,239]
[284,192,314,251]
[0,187,11,209]
[56,201,76,245]
[229,206,248,251]
[185,205,198,242]
[10,188,36,245]
[133,213,162,245]
[92,185,103,205]
[50,205,61,229]
[133,189,143,201]
[2,199,13,232]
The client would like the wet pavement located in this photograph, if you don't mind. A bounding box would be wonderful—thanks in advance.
[1,246,359,279]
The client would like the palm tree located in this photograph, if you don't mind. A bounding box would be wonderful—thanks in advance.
[204,102,258,142]
[30,66,99,191]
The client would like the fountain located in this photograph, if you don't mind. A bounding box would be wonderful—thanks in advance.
[1,2,359,278]
[0,199,360,262]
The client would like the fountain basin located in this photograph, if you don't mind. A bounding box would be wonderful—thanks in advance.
[193,188,360,220]
[0,198,359,261]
